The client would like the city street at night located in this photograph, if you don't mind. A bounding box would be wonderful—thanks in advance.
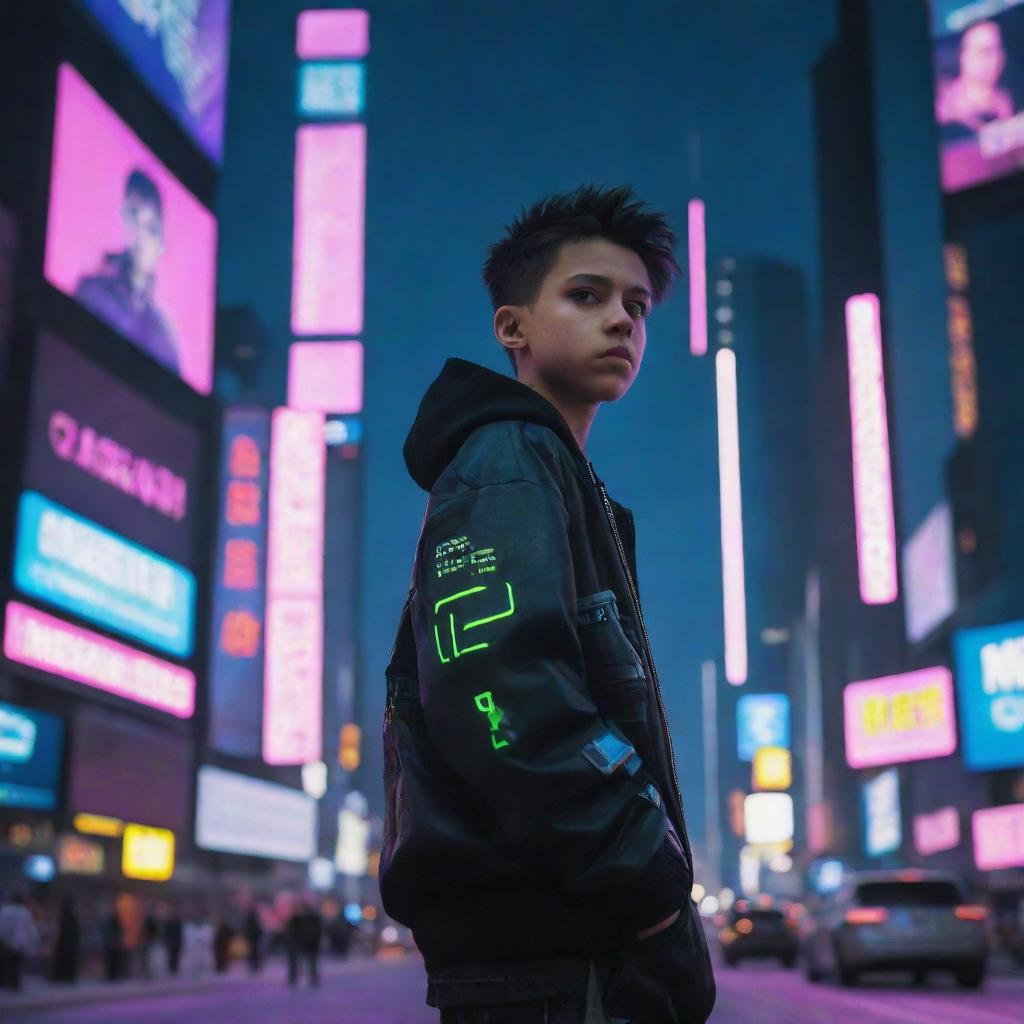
[4,954,1024,1024]
[2,0,1024,1021]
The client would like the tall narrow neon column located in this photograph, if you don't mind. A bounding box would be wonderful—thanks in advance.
[263,408,326,764]
[845,293,898,605]
[716,347,747,684]
[689,199,707,356]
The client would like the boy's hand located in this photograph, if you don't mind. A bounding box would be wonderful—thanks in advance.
[636,908,680,940]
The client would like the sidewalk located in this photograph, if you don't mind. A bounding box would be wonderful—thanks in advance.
[0,951,402,1015]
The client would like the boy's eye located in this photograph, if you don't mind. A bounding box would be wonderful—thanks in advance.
[626,301,649,318]
[569,289,597,303]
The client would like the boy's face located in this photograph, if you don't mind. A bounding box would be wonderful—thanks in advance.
[499,238,653,404]
[122,194,165,279]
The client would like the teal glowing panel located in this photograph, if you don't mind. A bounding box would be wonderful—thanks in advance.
[298,62,366,118]
[13,491,195,657]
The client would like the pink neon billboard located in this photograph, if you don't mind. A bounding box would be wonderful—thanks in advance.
[846,293,898,605]
[3,601,194,718]
[296,9,369,59]
[292,124,366,337]
[263,409,325,765]
[288,341,364,414]
[973,803,1024,871]
[45,65,217,395]
[716,348,747,684]
[914,806,960,857]
[688,199,707,357]
[843,666,957,769]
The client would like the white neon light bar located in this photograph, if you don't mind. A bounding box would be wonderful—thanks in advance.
[845,293,898,605]
[716,347,747,684]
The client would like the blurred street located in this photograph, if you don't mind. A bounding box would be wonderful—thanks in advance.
[3,953,1023,1024]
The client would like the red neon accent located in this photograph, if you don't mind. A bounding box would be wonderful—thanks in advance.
[954,905,987,922]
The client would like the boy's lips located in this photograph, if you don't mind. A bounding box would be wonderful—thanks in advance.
[600,346,633,365]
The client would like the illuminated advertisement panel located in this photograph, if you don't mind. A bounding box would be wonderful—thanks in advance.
[688,199,707,357]
[932,1,1024,192]
[743,792,794,845]
[79,0,231,163]
[288,341,364,414]
[25,333,200,567]
[846,294,898,605]
[863,768,901,857]
[4,601,195,718]
[943,244,979,438]
[122,823,174,881]
[0,701,64,811]
[291,123,365,336]
[208,409,270,757]
[736,694,790,762]
[843,667,958,769]
[953,619,1024,770]
[263,409,325,765]
[913,806,960,856]
[13,492,196,658]
[45,64,217,394]
[296,8,370,59]
[973,803,1024,870]
[902,503,958,643]
[195,764,316,861]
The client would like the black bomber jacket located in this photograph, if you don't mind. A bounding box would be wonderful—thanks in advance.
[380,358,699,977]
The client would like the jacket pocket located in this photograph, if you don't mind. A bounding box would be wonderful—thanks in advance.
[577,590,648,722]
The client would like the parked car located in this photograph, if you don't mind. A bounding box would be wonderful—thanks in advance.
[801,870,988,988]
[719,905,799,967]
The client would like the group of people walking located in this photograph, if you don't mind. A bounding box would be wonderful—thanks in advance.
[0,889,358,992]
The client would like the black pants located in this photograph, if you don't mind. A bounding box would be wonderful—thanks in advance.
[439,998,589,1024]
[0,949,23,991]
[288,948,319,986]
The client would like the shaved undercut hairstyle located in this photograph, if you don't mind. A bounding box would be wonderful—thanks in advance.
[483,184,681,371]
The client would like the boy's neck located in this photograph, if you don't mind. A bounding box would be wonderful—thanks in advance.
[518,372,597,454]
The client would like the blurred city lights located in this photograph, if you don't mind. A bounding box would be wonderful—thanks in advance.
[699,894,720,917]
[301,760,328,800]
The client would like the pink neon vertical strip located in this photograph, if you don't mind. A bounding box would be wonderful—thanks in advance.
[292,124,366,336]
[688,199,707,356]
[296,9,370,59]
[846,293,898,605]
[263,408,326,765]
[716,348,747,684]
[288,341,364,413]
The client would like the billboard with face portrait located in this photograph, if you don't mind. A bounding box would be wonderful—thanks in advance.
[932,0,1024,191]
[78,0,232,163]
[44,64,217,394]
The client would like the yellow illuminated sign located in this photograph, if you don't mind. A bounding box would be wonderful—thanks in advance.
[122,824,175,881]
[860,686,945,739]
[339,723,361,771]
[753,747,792,791]
[74,813,125,838]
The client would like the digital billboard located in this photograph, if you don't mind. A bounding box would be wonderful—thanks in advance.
[0,701,64,811]
[45,64,217,394]
[954,619,1024,770]
[913,806,960,856]
[13,491,196,658]
[4,601,195,718]
[263,409,325,765]
[863,768,901,857]
[69,706,190,832]
[932,1,1024,191]
[0,203,17,386]
[736,693,790,761]
[902,503,958,643]
[843,667,958,768]
[208,409,270,757]
[79,0,231,163]
[26,333,201,567]
[195,764,316,862]
[973,803,1024,870]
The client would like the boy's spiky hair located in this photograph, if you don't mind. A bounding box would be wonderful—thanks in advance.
[483,185,681,370]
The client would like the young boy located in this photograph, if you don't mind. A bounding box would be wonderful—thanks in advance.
[380,186,715,1023]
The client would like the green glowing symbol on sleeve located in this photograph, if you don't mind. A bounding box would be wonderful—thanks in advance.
[474,690,510,750]
[432,582,516,664]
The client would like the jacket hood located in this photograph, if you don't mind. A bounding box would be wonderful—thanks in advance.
[403,358,584,491]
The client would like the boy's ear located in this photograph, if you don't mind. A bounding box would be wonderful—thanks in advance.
[494,306,527,357]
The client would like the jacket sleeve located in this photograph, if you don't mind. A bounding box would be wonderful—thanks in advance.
[412,472,688,930]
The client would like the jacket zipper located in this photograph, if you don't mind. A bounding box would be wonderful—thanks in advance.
[586,461,693,876]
